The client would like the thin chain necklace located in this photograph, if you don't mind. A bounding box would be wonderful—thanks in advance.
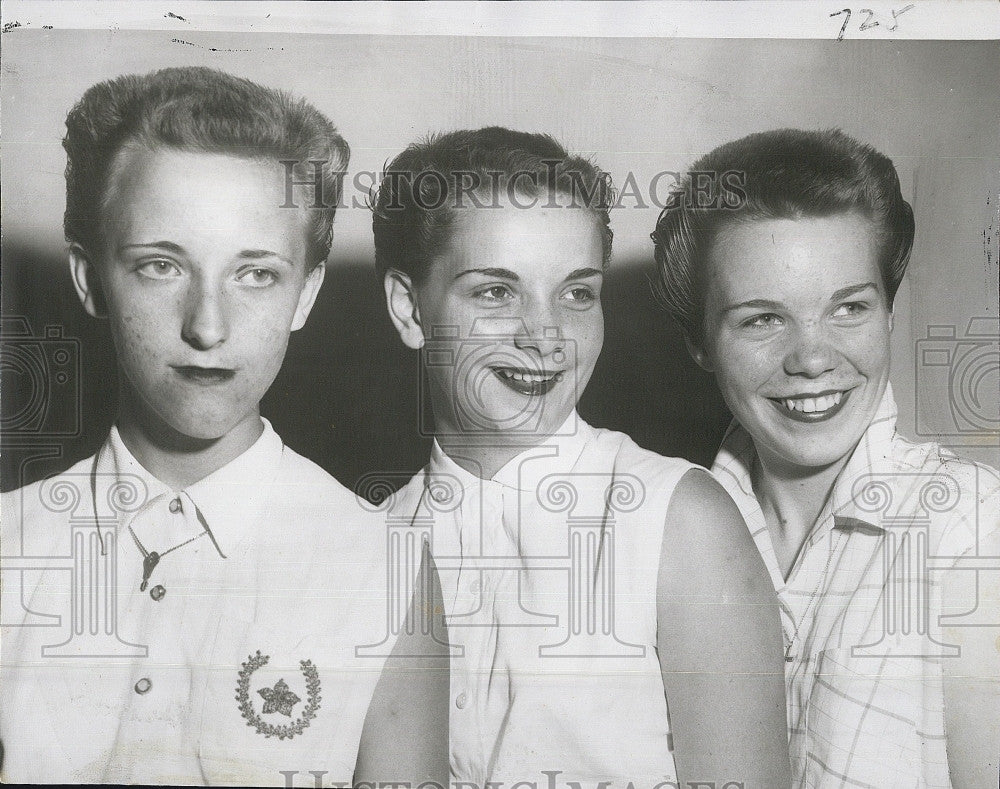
[128,525,207,591]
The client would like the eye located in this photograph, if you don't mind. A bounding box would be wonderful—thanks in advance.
[741,313,783,329]
[563,285,598,304]
[136,259,181,279]
[832,301,870,318]
[472,284,514,303]
[237,267,278,287]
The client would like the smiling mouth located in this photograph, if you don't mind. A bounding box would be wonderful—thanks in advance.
[172,366,237,385]
[491,366,564,396]
[768,389,852,423]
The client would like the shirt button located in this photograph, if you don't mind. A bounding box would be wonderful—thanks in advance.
[134,677,152,695]
[150,584,166,601]
[168,497,182,514]
[455,692,467,709]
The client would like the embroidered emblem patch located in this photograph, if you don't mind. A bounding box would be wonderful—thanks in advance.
[236,650,321,739]
[258,678,300,717]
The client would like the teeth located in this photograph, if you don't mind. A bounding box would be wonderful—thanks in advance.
[498,369,558,383]
[782,391,843,413]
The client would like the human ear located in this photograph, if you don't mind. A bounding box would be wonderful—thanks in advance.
[383,269,425,350]
[290,262,326,332]
[69,244,107,318]
[684,335,714,373]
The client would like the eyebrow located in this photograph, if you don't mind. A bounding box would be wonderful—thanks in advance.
[118,241,294,266]
[721,281,880,314]
[236,249,295,267]
[119,240,187,255]
[453,266,604,282]
[454,267,519,281]
[830,282,879,301]
[563,267,604,281]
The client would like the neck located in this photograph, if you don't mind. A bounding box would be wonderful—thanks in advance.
[436,432,546,480]
[116,403,264,491]
[431,401,573,480]
[752,449,851,579]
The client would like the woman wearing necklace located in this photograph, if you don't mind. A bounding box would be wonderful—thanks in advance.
[652,128,1000,788]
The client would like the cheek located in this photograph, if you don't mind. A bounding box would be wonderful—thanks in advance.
[714,341,773,394]
[860,326,892,371]
[833,321,892,376]
[236,290,299,337]
[567,311,604,364]
[247,319,293,369]
[112,313,166,365]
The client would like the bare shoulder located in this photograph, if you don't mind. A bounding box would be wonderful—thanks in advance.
[665,468,752,551]
[660,468,772,596]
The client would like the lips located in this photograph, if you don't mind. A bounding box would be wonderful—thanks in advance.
[491,366,563,396]
[768,388,852,423]
[171,365,237,385]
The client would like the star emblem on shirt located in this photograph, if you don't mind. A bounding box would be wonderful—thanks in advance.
[257,678,301,717]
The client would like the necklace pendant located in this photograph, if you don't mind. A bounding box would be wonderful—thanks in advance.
[140,551,161,592]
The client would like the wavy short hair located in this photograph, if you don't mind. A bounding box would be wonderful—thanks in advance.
[63,66,349,268]
[372,126,613,281]
[651,128,914,345]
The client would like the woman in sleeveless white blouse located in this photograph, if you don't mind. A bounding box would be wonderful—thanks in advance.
[376,126,791,788]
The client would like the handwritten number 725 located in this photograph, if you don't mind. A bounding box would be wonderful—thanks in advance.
[831,5,915,41]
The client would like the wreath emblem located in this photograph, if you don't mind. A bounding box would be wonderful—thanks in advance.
[235,650,321,739]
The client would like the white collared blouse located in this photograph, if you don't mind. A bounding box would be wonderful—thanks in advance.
[1,419,391,785]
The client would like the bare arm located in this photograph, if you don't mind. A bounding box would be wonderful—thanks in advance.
[657,469,790,789]
[942,516,1000,788]
[354,545,450,784]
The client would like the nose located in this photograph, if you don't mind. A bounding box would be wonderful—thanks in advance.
[181,281,229,350]
[512,302,564,359]
[783,323,839,378]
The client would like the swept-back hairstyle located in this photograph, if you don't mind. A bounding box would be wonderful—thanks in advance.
[63,66,349,267]
[652,128,914,344]
[372,126,613,281]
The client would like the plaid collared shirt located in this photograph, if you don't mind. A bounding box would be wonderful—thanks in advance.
[712,386,1000,788]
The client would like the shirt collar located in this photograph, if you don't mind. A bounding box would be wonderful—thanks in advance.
[427,410,595,494]
[93,418,285,553]
[713,383,900,539]
[827,385,898,528]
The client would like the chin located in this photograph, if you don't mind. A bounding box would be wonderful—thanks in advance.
[159,407,256,444]
[761,434,857,472]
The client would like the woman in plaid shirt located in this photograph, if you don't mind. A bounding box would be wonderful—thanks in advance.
[652,128,1000,788]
